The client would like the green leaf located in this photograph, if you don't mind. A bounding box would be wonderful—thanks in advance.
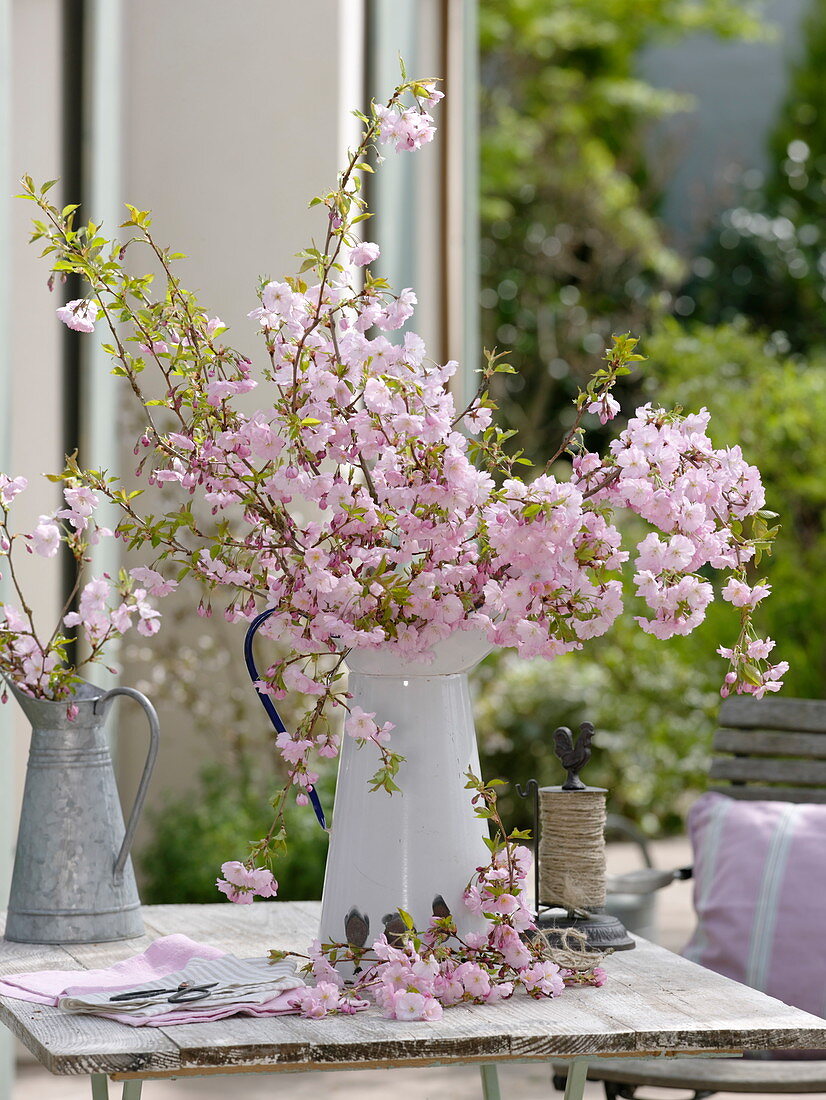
[742,663,764,687]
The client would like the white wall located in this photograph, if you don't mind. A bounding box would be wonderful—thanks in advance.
[5,0,65,870]
[122,0,354,354]
[115,0,364,827]
[3,0,65,1083]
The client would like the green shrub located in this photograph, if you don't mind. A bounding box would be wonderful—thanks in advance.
[479,0,763,461]
[475,618,719,838]
[138,763,332,903]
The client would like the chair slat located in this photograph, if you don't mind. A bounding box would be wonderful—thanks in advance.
[714,728,826,759]
[708,784,826,804]
[719,696,826,733]
[575,1055,826,1091]
[710,757,826,786]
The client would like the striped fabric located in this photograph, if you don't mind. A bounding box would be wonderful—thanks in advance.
[59,955,303,1019]
[683,792,826,1037]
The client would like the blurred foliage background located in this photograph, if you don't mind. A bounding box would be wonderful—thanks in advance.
[478,0,763,461]
[140,0,826,903]
[476,0,826,837]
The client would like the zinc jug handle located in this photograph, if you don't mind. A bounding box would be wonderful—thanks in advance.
[94,687,161,884]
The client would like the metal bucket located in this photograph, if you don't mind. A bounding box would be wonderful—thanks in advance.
[4,679,159,944]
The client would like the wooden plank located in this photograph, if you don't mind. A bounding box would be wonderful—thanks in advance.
[61,933,157,972]
[163,990,638,1070]
[142,901,319,958]
[714,728,826,760]
[581,938,826,1056]
[0,997,180,1076]
[710,757,826,786]
[0,939,70,972]
[708,785,826,804]
[719,697,826,734]
[0,925,177,1075]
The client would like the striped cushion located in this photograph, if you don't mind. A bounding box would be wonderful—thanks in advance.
[684,792,826,1049]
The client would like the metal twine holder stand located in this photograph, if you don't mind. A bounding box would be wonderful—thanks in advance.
[517,722,634,952]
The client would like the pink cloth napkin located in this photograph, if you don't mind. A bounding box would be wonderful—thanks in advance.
[0,934,223,1006]
[0,933,303,1027]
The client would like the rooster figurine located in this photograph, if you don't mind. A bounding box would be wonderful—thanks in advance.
[552,721,595,790]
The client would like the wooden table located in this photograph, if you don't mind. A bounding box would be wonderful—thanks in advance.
[2,904,826,1100]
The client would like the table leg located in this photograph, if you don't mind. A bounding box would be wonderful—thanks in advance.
[562,1059,589,1100]
[479,1063,502,1100]
[91,1075,109,1100]
[90,1077,142,1099]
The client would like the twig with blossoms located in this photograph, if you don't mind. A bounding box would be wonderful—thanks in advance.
[0,475,170,705]
[268,775,605,1022]
[571,404,788,697]
[22,71,785,891]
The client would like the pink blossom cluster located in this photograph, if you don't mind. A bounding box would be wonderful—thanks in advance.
[717,637,788,699]
[215,861,278,904]
[63,104,780,788]
[289,840,604,1022]
[144,272,779,789]
[0,479,171,700]
[39,79,783,792]
[570,404,783,693]
[56,297,98,333]
[373,82,441,153]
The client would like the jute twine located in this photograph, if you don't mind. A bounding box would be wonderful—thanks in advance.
[538,788,607,911]
[540,925,606,972]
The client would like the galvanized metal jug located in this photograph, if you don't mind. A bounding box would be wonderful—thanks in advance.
[5,679,160,944]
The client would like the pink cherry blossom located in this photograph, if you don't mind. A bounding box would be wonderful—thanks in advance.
[0,475,27,507]
[345,705,379,739]
[216,860,278,903]
[56,298,98,333]
[30,517,60,558]
[587,392,620,424]
[349,242,380,266]
[129,567,178,597]
[722,578,771,608]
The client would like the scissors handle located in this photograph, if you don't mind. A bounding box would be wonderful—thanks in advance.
[167,981,218,1003]
[108,980,219,1004]
[109,986,172,1002]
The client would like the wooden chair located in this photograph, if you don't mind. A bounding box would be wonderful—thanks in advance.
[554,695,826,1098]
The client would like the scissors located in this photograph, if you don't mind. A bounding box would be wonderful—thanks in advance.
[109,980,220,1004]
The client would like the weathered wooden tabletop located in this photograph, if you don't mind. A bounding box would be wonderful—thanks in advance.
[1,903,825,1083]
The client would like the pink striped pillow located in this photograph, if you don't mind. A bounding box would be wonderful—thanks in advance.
[684,792,826,1039]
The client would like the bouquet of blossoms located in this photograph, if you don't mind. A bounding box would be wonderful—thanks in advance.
[22,73,784,1018]
[0,473,168,706]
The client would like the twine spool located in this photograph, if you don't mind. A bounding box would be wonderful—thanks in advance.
[538,786,607,912]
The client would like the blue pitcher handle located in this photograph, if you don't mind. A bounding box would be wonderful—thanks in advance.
[244,609,327,829]
[94,687,161,883]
